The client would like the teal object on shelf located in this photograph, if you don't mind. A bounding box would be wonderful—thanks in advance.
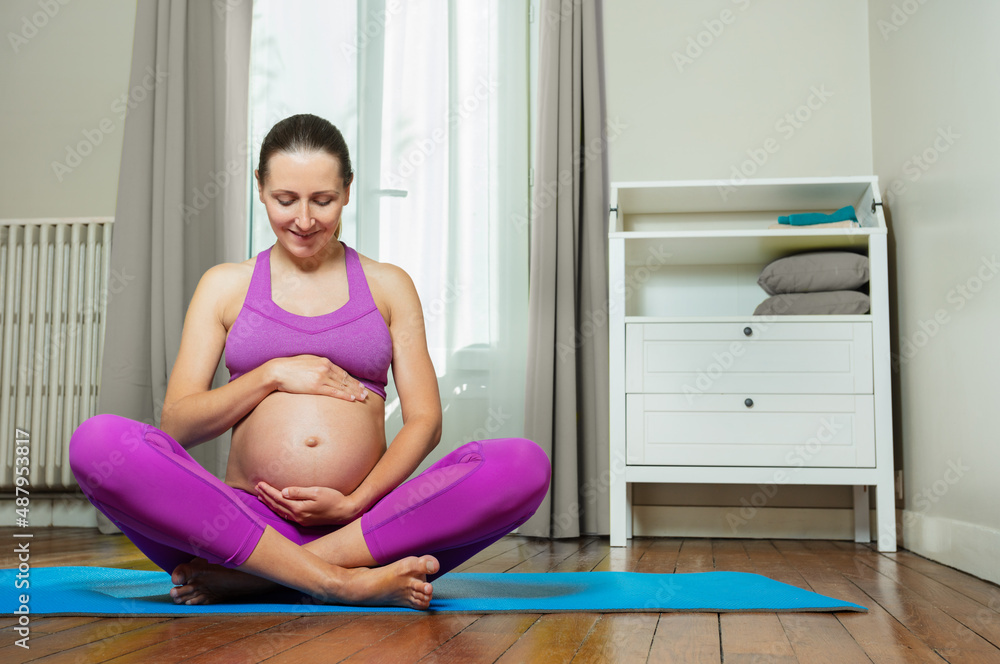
[778,205,858,226]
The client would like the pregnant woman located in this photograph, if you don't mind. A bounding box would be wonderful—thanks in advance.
[69,114,550,610]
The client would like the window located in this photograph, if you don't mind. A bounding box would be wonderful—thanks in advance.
[249,0,531,466]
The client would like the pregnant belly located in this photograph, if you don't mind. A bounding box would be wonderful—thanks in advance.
[226,391,386,493]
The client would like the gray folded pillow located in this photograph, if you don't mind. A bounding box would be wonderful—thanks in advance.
[754,291,870,316]
[758,251,869,296]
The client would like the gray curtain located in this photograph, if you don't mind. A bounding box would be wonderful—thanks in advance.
[98,0,251,483]
[521,0,610,538]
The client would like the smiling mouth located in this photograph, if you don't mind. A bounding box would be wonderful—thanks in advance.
[290,229,318,238]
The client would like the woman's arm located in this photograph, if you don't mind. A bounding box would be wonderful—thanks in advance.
[160,263,367,448]
[160,263,275,447]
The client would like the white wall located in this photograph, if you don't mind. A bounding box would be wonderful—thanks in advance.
[604,0,876,536]
[605,0,873,182]
[869,0,1000,585]
[0,1,134,526]
[0,0,136,219]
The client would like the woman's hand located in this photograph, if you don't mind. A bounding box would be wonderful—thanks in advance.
[266,355,368,401]
[255,481,362,526]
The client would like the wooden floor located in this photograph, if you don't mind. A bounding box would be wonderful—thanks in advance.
[2,528,1000,663]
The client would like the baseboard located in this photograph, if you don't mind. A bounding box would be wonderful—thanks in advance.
[0,495,98,528]
[902,509,1000,586]
[633,505,868,540]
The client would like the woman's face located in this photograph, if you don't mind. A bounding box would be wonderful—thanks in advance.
[257,150,351,259]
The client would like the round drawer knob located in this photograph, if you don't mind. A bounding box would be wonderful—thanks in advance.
[744,398,754,408]
[743,326,753,337]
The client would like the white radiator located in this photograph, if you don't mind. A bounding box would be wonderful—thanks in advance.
[0,218,114,491]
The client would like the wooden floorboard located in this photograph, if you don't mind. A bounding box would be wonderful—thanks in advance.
[647,613,721,663]
[182,615,360,663]
[855,550,1000,650]
[720,613,796,663]
[571,613,659,663]
[798,543,999,662]
[494,613,600,663]
[3,527,1000,663]
[417,614,538,664]
[765,543,945,663]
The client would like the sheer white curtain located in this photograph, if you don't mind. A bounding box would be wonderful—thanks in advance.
[248,1,530,472]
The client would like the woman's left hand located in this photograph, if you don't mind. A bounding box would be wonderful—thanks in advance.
[255,482,361,526]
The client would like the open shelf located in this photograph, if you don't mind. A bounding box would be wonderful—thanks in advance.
[612,176,883,232]
[620,233,871,268]
[620,260,873,318]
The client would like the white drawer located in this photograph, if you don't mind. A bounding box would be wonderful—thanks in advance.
[626,393,875,468]
[625,322,872,395]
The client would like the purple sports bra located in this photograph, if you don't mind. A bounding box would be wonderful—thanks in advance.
[225,242,392,399]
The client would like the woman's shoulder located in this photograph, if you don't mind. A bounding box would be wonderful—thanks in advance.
[355,250,416,293]
[194,257,257,325]
[355,250,420,321]
[200,257,256,291]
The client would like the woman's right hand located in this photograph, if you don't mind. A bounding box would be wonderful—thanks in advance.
[267,355,368,401]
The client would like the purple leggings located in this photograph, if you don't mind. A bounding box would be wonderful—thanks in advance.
[69,414,550,580]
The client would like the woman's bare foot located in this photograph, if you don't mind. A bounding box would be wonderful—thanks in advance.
[170,558,277,605]
[170,554,440,610]
[332,555,439,610]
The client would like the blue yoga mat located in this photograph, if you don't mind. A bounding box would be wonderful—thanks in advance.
[2,567,864,615]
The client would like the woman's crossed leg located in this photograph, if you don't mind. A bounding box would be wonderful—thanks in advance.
[69,414,550,607]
